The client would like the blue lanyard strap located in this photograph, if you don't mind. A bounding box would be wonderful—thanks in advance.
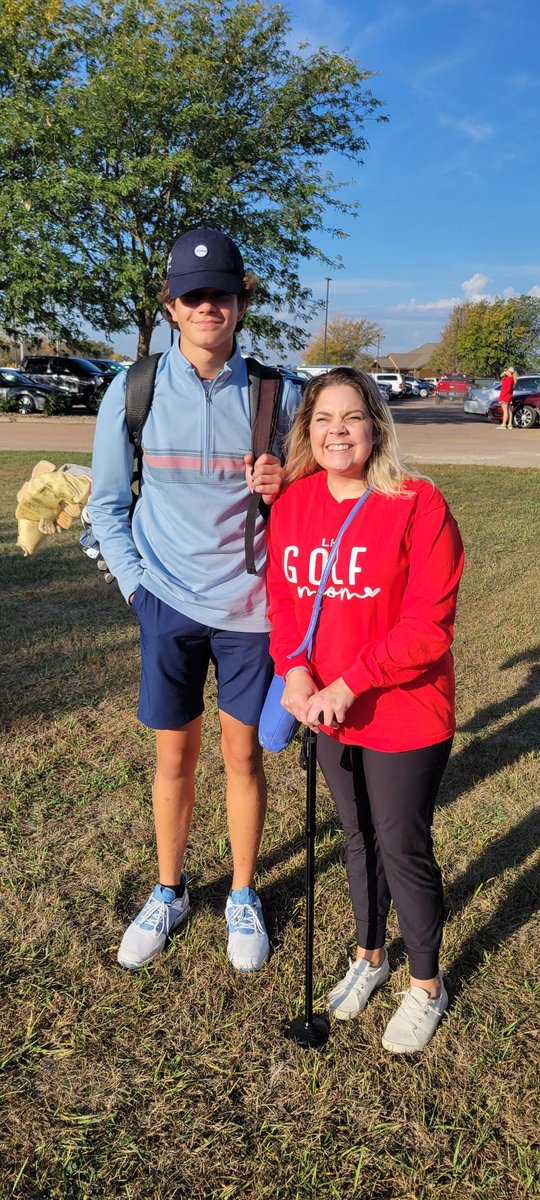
[287,485,373,662]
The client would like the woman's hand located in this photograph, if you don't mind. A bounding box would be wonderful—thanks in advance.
[304,678,356,731]
[281,668,320,724]
[244,453,284,505]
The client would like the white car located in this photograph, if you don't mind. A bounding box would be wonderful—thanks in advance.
[464,382,500,415]
[370,371,405,396]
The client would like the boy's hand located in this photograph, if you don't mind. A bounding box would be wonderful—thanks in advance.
[244,453,284,506]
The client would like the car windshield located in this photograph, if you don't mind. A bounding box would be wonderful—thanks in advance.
[93,360,124,373]
[0,369,34,384]
[67,358,103,374]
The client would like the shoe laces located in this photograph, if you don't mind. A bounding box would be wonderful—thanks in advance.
[394,988,434,1026]
[137,898,169,937]
[227,901,265,937]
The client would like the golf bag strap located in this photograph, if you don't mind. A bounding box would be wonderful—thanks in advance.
[244,357,284,575]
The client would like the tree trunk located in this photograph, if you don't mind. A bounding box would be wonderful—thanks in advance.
[136,310,155,359]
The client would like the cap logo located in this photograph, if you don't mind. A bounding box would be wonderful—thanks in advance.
[194,244,208,258]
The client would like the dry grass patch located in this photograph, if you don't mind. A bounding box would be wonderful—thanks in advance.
[1,454,539,1199]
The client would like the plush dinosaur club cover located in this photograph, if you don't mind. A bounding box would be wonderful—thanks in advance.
[15,460,92,556]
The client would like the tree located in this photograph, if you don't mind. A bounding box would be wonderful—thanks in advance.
[0,0,387,357]
[302,314,382,368]
[429,296,540,376]
[0,1,90,342]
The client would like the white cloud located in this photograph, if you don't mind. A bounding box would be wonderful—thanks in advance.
[528,285,540,297]
[440,115,495,141]
[458,118,495,141]
[395,297,459,312]
[462,272,489,298]
[503,287,515,298]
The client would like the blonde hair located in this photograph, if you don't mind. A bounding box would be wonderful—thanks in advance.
[284,367,418,496]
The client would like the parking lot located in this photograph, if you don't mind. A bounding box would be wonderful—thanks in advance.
[1,397,539,467]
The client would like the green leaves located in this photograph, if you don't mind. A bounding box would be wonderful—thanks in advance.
[430,297,540,376]
[303,315,382,368]
[1,0,386,355]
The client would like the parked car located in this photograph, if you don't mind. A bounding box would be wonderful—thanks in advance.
[296,363,355,379]
[464,381,501,415]
[465,373,540,416]
[86,358,128,375]
[403,376,435,398]
[488,392,540,428]
[0,367,69,414]
[435,374,470,401]
[370,371,405,397]
[20,355,116,411]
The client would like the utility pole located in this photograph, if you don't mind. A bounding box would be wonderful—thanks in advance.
[323,277,332,362]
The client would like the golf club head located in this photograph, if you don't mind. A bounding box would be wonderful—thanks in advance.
[284,1014,329,1049]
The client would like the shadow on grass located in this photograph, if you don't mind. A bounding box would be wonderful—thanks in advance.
[459,644,540,736]
[0,540,137,728]
[440,715,538,811]
[385,806,540,979]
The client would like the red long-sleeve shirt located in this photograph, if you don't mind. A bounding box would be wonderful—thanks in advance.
[499,375,514,404]
[266,472,464,752]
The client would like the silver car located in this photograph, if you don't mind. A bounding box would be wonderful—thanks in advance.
[464,374,540,415]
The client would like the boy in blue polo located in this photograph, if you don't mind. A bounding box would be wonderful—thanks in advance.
[89,228,301,972]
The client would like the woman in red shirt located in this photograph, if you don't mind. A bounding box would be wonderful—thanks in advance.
[498,367,517,429]
[266,367,464,1054]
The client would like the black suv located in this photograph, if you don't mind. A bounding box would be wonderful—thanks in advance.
[20,355,116,411]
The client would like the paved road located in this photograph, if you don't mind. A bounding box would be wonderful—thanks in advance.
[1,399,539,468]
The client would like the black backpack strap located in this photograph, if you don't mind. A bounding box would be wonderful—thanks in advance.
[125,353,163,448]
[124,353,162,516]
[244,357,284,575]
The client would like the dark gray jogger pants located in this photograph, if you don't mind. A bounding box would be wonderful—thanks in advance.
[316,733,453,979]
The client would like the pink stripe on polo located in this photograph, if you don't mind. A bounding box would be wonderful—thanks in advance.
[144,454,203,469]
[143,453,245,472]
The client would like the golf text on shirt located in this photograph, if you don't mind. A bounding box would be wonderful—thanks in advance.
[282,541,381,601]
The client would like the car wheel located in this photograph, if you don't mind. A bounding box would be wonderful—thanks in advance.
[513,405,537,429]
[18,394,36,414]
[418,386,428,398]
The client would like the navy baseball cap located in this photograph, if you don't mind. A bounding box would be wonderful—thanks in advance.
[167,227,245,299]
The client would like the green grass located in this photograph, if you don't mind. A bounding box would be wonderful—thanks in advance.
[1,453,539,1200]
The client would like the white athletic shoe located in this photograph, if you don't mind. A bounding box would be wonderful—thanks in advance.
[382,974,448,1053]
[225,887,269,972]
[117,878,190,970]
[327,950,390,1020]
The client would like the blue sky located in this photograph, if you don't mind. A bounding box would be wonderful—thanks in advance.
[118,0,540,361]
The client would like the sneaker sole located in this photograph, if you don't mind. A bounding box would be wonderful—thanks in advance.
[381,1012,446,1054]
[382,1033,434,1054]
[117,903,190,970]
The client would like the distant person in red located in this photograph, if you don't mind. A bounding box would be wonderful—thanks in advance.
[498,367,517,429]
[266,367,464,1054]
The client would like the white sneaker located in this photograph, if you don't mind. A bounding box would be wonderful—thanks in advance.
[327,950,390,1020]
[225,887,269,971]
[382,974,448,1053]
[117,878,190,969]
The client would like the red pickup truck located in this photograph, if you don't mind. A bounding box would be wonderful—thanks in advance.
[435,374,470,401]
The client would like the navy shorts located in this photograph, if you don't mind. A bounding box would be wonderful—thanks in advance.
[131,585,273,730]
